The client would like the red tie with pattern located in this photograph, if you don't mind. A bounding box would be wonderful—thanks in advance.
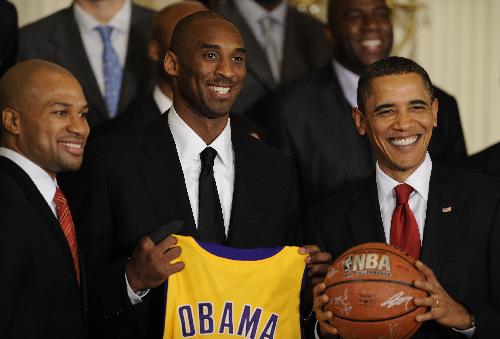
[53,187,81,286]
[390,183,421,259]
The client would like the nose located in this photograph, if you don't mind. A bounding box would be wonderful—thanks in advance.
[392,110,412,131]
[215,56,236,80]
[68,113,90,139]
[362,14,380,32]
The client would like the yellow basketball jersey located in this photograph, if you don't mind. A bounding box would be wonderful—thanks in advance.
[162,235,307,339]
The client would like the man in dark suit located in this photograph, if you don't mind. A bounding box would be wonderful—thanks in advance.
[0,0,17,77]
[0,60,90,338]
[215,0,332,115]
[264,0,467,209]
[460,142,500,177]
[70,11,327,339]
[18,0,154,127]
[310,57,500,338]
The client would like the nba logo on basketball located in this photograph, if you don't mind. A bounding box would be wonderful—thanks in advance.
[343,253,392,277]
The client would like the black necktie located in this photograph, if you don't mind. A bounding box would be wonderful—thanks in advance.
[198,147,226,243]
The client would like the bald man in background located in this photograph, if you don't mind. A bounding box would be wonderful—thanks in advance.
[0,60,89,338]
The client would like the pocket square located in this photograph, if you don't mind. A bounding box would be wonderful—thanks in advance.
[442,206,452,213]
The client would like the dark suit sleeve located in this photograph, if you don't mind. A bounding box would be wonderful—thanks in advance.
[0,1,18,77]
[466,198,500,337]
[430,90,467,164]
[74,143,148,327]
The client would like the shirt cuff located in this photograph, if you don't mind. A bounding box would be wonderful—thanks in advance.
[452,326,475,338]
[314,320,321,339]
[125,272,149,305]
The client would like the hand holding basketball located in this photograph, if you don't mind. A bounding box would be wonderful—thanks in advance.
[313,282,338,337]
[413,260,473,330]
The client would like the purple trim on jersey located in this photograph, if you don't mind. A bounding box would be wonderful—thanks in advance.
[197,240,283,261]
[299,266,309,339]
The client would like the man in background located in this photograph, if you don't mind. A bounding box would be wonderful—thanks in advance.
[95,0,208,135]
[263,0,466,210]
[215,0,332,115]
[0,59,90,338]
[19,0,154,127]
[0,0,17,77]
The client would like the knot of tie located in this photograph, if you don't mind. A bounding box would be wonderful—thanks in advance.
[200,147,218,176]
[53,187,68,207]
[395,183,414,205]
[95,25,113,43]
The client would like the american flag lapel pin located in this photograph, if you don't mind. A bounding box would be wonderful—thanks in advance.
[442,206,452,213]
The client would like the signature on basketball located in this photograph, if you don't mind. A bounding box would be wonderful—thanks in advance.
[380,292,413,311]
[332,288,353,315]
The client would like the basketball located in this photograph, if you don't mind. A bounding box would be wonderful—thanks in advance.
[324,243,428,339]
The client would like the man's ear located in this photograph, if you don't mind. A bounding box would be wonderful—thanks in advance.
[164,51,179,77]
[2,108,21,136]
[352,107,366,136]
[431,97,438,128]
[148,40,160,63]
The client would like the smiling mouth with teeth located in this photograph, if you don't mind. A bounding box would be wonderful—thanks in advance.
[361,39,382,48]
[209,85,230,95]
[59,141,83,149]
[389,135,420,147]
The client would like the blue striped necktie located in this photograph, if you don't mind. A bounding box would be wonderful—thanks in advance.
[95,25,123,118]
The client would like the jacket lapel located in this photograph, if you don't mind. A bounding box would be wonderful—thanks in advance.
[0,157,81,288]
[420,164,462,277]
[138,114,197,237]
[346,174,386,244]
[48,7,108,122]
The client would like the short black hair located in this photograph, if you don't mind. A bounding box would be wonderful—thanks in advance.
[357,56,434,113]
[170,10,232,56]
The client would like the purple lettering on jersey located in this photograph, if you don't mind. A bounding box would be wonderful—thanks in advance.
[197,241,283,261]
[219,301,234,334]
[237,305,262,339]
[178,305,195,337]
[198,302,214,334]
[259,314,278,339]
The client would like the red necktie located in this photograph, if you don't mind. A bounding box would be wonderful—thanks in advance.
[53,188,81,286]
[390,183,421,259]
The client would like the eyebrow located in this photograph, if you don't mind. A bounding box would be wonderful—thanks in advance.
[409,99,430,106]
[51,102,89,110]
[201,44,246,54]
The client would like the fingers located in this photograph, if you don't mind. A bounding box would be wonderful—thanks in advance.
[313,283,339,336]
[299,244,321,255]
[416,260,439,286]
[156,235,178,253]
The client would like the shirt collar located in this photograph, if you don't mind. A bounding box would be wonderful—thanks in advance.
[73,0,131,34]
[234,0,288,26]
[376,152,432,208]
[332,59,360,108]
[0,147,58,207]
[153,85,173,114]
[168,106,233,168]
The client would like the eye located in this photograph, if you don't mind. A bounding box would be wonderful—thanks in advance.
[204,52,218,60]
[54,110,67,117]
[233,55,245,63]
[409,105,426,112]
[375,8,391,21]
[376,108,395,116]
[344,10,363,22]
[79,111,89,119]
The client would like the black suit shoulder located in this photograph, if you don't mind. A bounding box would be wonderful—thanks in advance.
[460,142,500,177]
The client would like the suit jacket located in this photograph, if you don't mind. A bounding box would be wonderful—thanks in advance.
[68,113,300,339]
[0,0,17,77]
[460,142,500,177]
[215,0,332,115]
[18,4,154,127]
[263,63,467,208]
[0,157,87,339]
[90,93,161,137]
[308,163,500,338]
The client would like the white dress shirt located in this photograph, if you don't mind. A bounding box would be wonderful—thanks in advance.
[73,0,131,96]
[332,60,360,108]
[376,152,432,244]
[233,0,287,68]
[0,147,57,216]
[153,85,173,114]
[168,106,235,234]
